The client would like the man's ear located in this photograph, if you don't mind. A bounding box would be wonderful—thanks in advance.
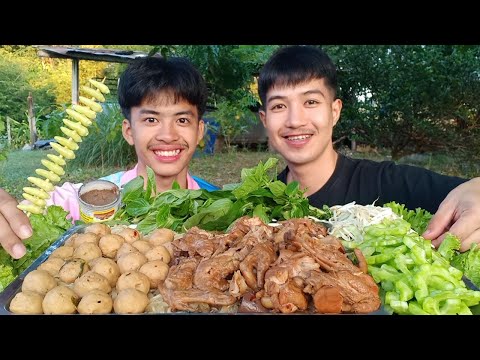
[332,99,343,127]
[197,119,205,145]
[122,119,134,145]
[259,110,267,127]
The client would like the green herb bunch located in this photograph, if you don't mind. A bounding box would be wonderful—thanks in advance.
[114,158,331,234]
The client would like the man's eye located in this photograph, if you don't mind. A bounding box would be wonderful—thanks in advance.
[177,118,190,124]
[305,100,319,106]
[145,118,157,123]
[271,104,285,110]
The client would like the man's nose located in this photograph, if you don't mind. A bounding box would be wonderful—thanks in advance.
[285,104,308,128]
[155,122,179,142]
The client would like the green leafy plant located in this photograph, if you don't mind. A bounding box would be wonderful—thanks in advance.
[113,158,331,235]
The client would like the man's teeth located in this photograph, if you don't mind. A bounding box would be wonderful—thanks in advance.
[154,149,181,156]
[287,135,311,140]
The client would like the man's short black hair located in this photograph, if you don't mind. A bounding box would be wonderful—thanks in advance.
[258,45,337,109]
[118,56,208,120]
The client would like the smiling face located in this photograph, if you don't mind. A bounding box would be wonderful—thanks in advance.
[259,78,342,169]
[122,91,204,188]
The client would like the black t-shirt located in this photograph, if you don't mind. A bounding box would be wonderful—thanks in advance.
[277,153,468,214]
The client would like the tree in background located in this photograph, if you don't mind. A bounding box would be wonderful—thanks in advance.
[0,45,123,148]
[327,45,480,160]
[0,54,56,146]
[1,45,478,162]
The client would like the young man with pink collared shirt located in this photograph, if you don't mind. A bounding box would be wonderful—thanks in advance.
[0,56,217,259]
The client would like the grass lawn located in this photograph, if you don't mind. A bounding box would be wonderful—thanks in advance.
[1,147,478,201]
[0,149,124,200]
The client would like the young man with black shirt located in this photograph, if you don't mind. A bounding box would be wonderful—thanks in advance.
[258,45,480,252]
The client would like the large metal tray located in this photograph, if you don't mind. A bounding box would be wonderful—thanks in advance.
[0,225,477,315]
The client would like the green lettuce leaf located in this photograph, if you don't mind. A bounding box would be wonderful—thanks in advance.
[0,205,72,291]
[384,201,432,234]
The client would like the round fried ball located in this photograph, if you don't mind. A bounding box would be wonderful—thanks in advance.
[9,291,44,314]
[145,245,171,264]
[90,257,120,287]
[73,233,100,247]
[139,260,170,288]
[59,258,89,284]
[37,257,65,277]
[113,288,149,314]
[77,290,113,314]
[131,240,152,254]
[146,228,174,246]
[42,285,79,314]
[84,223,111,237]
[116,271,150,294]
[117,252,147,274]
[73,271,111,298]
[73,243,102,262]
[98,234,125,258]
[22,270,57,295]
[116,243,137,260]
[116,228,142,244]
[50,246,74,260]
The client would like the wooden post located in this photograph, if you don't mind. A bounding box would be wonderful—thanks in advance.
[6,116,11,146]
[27,92,38,146]
[72,58,79,104]
[351,139,357,152]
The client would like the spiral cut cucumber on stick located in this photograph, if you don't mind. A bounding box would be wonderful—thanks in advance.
[17,79,110,215]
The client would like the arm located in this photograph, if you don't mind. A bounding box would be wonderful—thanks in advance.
[423,177,480,252]
[0,188,32,259]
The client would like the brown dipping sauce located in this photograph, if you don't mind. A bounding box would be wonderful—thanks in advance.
[80,189,118,206]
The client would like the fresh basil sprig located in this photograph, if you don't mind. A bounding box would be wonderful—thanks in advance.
[114,159,331,234]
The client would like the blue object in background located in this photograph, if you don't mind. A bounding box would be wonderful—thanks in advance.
[199,117,219,155]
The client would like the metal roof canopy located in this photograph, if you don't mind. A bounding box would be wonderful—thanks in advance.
[37,46,160,104]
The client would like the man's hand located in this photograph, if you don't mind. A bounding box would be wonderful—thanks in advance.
[423,177,480,252]
[0,188,32,259]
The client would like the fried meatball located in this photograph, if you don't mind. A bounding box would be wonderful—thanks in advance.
[113,289,149,314]
[73,243,102,262]
[146,228,174,246]
[117,252,147,274]
[116,243,137,260]
[116,271,150,294]
[139,260,169,288]
[73,271,112,298]
[9,291,44,314]
[145,245,171,264]
[131,240,152,254]
[37,257,65,277]
[84,223,111,237]
[58,258,89,284]
[42,285,79,314]
[22,270,57,295]
[98,234,125,258]
[77,290,113,314]
[90,257,120,287]
[72,232,100,247]
[115,227,142,244]
[49,246,74,260]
